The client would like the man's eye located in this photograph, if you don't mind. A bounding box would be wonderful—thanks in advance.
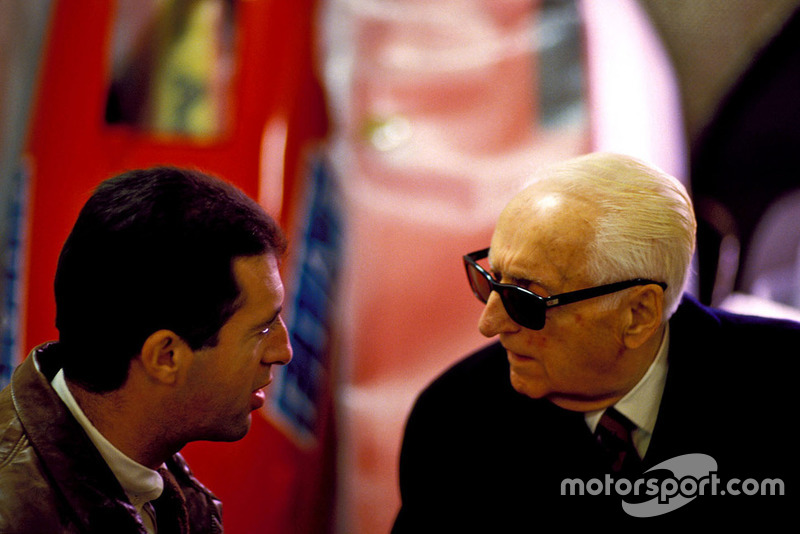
[259,315,281,336]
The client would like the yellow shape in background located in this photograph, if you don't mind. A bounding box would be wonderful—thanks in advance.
[149,0,226,137]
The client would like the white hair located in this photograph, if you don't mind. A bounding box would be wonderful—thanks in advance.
[532,152,696,319]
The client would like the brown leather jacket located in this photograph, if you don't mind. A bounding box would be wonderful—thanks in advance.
[0,343,223,533]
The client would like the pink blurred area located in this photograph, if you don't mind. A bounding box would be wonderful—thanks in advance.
[321,0,684,531]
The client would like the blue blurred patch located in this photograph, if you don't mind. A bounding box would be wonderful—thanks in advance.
[1,164,29,389]
[268,154,342,446]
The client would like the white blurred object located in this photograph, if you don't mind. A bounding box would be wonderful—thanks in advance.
[721,292,800,323]
[739,189,800,309]
[580,0,688,183]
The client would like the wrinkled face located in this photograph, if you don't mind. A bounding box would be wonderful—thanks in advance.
[184,253,292,441]
[479,187,649,411]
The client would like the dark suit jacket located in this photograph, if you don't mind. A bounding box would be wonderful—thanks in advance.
[393,296,800,531]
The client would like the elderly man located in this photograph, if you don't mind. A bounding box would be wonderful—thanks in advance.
[0,167,292,533]
[393,153,800,530]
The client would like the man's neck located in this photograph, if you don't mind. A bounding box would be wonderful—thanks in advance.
[548,324,667,413]
[66,379,173,470]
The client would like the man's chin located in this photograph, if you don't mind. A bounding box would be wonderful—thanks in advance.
[229,416,253,441]
[508,369,550,399]
[545,392,621,413]
[201,415,252,443]
[508,373,606,412]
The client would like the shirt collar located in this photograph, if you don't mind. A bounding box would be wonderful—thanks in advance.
[51,369,164,507]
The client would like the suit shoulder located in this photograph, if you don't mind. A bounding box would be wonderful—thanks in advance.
[671,295,800,346]
[403,342,539,434]
[668,295,800,391]
[416,342,509,401]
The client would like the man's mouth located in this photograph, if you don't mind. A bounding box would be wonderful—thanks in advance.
[507,349,536,362]
[251,388,266,410]
[250,378,272,410]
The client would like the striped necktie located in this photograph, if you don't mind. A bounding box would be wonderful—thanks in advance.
[595,407,643,475]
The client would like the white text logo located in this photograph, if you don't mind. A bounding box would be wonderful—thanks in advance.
[560,453,784,517]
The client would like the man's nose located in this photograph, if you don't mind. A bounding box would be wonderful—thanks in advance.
[266,317,293,365]
[478,292,519,337]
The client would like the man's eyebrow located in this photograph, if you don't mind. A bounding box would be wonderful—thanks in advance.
[497,268,550,294]
[509,275,534,287]
[256,306,283,330]
[488,253,550,291]
[488,258,531,285]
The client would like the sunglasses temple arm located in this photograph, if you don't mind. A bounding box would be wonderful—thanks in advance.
[545,280,666,308]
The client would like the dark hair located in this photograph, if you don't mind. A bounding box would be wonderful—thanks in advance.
[54,167,287,392]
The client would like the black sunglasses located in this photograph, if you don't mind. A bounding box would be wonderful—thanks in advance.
[463,248,667,330]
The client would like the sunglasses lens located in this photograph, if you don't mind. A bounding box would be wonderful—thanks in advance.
[466,262,492,303]
[499,287,546,330]
[465,256,546,330]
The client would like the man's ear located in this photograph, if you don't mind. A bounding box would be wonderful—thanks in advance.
[622,285,664,350]
[139,330,192,385]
